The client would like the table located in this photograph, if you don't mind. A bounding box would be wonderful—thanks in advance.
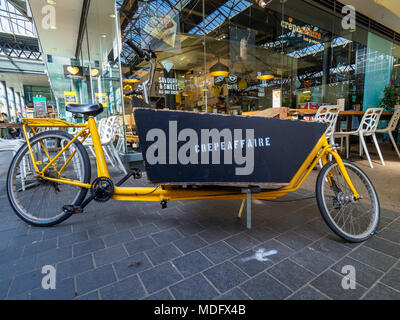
[0,122,23,128]
[290,109,396,159]
[289,109,393,131]
[0,122,22,139]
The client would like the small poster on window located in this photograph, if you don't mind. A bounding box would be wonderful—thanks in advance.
[272,89,282,108]
[64,91,77,106]
[95,93,108,107]
[337,98,345,110]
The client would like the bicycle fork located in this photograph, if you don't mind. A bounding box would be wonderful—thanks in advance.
[325,148,360,200]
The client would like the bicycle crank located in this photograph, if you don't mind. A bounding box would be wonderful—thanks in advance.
[62,177,114,215]
[91,177,114,202]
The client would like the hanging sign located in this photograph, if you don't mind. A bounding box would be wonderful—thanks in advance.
[281,17,322,44]
[158,77,178,95]
[63,65,84,78]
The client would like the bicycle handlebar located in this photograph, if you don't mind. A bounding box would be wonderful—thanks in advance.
[126,40,155,61]
[125,89,142,96]
[125,41,157,104]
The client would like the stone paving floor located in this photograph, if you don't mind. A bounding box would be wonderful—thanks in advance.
[0,147,399,300]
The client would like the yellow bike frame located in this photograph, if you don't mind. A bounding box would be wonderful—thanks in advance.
[21,116,360,203]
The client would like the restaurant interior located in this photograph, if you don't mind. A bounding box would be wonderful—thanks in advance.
[120,0,400,115]
[23,0,400,159]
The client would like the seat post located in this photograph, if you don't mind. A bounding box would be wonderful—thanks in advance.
[87,117,110,178]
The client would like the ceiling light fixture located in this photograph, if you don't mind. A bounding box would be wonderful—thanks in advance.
[101,34,107,38]
[123,73,140,83]
[209,60,229,77]
[109,13,116,18]
[256,0,272,8]
[123,78,140,83]
[47,0,56,4]
[257,70,275,80]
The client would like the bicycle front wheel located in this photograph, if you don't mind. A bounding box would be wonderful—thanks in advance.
[7,130,91,227]
[316,160,380,242]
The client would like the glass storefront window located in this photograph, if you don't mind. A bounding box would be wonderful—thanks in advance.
[0,81,8,115]
[120,0,400,117]
[26,0,400,156]
[29,0,123,125]
[23,85,55,107]
[7,87,16,119]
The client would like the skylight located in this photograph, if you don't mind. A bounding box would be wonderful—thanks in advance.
[0,0,35,37]
[188,0,252,35]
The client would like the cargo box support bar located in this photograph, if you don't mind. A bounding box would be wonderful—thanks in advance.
[237,188,254,229]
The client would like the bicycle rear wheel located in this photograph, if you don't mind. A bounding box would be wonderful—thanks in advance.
[316,160,380,242]
[7,130,91,227]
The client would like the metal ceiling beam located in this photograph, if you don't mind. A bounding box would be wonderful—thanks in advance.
[6,0,30,20]
[0,40,42,60]
[75,0,91,59]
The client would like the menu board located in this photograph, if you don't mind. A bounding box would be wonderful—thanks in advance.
[33,97,47,116]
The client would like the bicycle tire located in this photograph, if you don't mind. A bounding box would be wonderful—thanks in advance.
[7,130,91,227]
[316,160,380,242]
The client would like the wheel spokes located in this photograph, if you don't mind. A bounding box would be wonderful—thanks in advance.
[321,162,378,239]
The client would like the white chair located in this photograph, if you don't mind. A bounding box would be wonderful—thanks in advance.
[334,108,384,168]
[103,116,128,175]
[314,105,340,145]
[83,117,111,161]
[0,139,27,190]
[115,116,126,154]
[375,105,400,159]
[84,116,127,175]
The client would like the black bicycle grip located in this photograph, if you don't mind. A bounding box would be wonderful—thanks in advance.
[125,88,142,96]
[126,40,147,59]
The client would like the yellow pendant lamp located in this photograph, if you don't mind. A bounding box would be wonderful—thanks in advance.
[257,70,275,80]
[210,59,229,77]
[123,74,140,84]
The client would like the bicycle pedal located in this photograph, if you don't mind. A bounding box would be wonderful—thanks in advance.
[115,169,142,187]
[62,205,84,214]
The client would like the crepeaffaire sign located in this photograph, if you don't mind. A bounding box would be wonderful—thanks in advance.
[281,17,322,44]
